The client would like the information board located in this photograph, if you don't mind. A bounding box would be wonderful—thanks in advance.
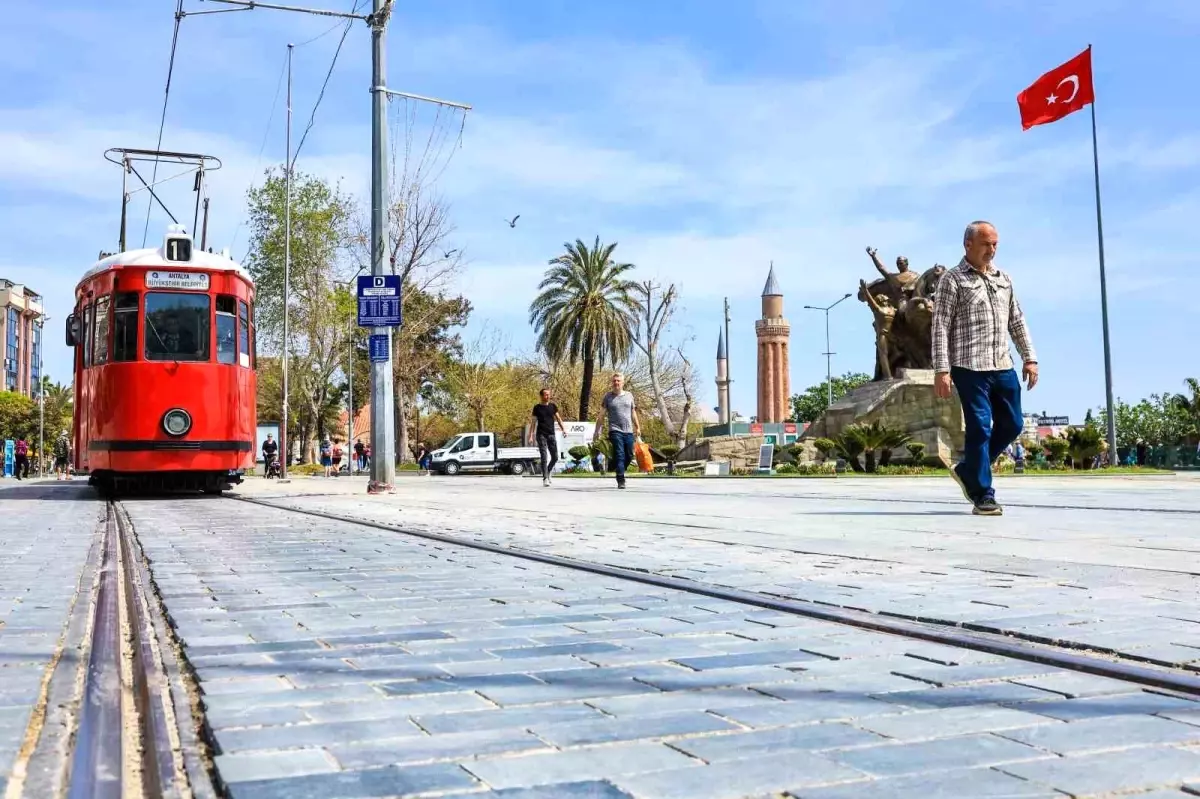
[357,275,402,327]
[368,334,391,362]
[1037,415,1070,426]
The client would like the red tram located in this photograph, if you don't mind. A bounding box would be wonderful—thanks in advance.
[69,225,257,494]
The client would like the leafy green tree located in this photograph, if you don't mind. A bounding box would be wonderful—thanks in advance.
[529,237,640,420]
[1173,377,1200,440]
[790,372,872,423]
[0,391,35,441]
[245,168,354,461]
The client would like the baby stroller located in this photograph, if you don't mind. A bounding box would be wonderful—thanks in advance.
[265,455,282,479]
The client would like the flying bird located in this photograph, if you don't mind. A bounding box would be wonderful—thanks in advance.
[443,249,458,259]
[506,214,520,228]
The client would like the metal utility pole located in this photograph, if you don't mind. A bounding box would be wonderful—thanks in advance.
[804,293,853,412]
[37,316,48,477]
[280,42,293,481]
[204,0,469,492]
[366,0,396,492]
[347,317,354,469]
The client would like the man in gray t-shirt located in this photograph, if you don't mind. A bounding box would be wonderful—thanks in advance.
[594,372,641,489]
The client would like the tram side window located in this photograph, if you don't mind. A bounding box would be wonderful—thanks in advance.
[216,295,236,365]
[144,292,211,362]
[112,293,139,362]
[237,300,250,367]
[82,304,94,369]
[92,296,111,365]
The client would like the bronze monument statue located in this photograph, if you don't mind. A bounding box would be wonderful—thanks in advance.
[860,248,946,380]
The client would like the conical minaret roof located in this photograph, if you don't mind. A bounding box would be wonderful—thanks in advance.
[716,327,726,359]
[761,262,782,296]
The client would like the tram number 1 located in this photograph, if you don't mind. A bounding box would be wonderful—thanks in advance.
[166,237,192,262]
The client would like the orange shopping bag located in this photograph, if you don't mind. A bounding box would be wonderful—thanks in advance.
[634,439,654,473]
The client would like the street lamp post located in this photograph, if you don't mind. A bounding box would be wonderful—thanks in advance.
[803,294,853,412]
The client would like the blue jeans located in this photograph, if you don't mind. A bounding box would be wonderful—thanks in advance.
[951,367,1023,501]
[609,431,635,484]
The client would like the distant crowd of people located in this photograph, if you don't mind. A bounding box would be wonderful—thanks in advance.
[2,431,74,481]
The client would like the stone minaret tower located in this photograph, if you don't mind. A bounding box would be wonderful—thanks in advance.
[715,328,730,424]
[755,263,791,423]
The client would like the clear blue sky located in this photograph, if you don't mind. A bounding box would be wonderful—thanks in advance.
[3,0,1198,422]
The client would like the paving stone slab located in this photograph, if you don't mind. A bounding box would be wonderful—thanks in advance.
[120,492,1200,799]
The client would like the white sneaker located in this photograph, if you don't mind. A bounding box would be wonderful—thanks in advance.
[542,477,549,487]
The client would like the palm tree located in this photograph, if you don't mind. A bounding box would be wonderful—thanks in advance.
[1174,377,1200,441]
[528,237,640,420]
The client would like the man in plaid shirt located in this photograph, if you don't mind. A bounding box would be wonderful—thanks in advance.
[932,221,1038,516]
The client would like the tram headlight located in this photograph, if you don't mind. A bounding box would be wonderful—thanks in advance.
[162,408,192,437]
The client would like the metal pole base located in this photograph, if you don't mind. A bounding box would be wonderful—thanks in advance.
[367,480,395,494]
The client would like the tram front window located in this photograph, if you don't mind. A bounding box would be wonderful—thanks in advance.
[144,292,211,362]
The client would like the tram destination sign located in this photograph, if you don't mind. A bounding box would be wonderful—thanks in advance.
[146,271,209,290]
[357,275,402,327]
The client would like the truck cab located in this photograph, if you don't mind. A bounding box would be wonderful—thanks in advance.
[430,432,538,476]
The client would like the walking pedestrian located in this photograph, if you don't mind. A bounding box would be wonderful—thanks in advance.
[14,437,28,480]
[319,437,333,478]
[364,444,371,470]
[261,434,279,477]
[331,439,343,476]
[353,439,365,472]
[54,431,71,481]
[531,388,568,486]
[419,443,432,471]
[593,372,641,489]
[933,220,1039,516]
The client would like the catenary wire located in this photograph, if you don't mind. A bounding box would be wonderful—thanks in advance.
[290,0,365,169]
[141,0,186,248]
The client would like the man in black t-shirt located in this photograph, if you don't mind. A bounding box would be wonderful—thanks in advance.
[531,388,567,486]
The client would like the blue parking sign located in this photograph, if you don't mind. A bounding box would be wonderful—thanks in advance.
[357,275,402,327]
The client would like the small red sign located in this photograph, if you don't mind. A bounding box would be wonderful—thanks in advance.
[784,423,797,434]
[750,423,763,434]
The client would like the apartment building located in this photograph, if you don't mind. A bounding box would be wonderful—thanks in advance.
[0,279,45,397]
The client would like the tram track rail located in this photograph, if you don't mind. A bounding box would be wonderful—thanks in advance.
[231,493,1200,700]
[9,500,214,799]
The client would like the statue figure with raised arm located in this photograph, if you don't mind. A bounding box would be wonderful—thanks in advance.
[860,279,897,380]
[866,246,919,298]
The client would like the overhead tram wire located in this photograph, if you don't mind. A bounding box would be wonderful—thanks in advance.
[290,0,365,169]
[228,49,290,257]
[141,0,187,249]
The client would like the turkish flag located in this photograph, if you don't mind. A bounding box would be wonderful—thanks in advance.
[1017,47,1094,130]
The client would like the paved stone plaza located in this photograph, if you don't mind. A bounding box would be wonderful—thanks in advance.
[239,472,1200,670]
[2,475,1200,797]
[0,483,103,795]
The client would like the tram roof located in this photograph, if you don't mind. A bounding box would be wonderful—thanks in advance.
[81,246,251,284]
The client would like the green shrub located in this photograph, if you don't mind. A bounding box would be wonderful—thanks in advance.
[794,463,836,476]
[905,442,926,463]
[288,463,323,476]
[812,438,837,458]
[775,463,797,474]
[1044,436,1070,464]
[875,464,925,476]
[567,445,591,467]
[1066,425,1104,468]
[397,462,421,471]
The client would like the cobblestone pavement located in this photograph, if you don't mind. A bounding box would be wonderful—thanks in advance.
[235,473,1200,672]
[0,481,103,794]
[122,495,1200,798]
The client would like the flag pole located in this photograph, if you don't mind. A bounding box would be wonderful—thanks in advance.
[1088,44,1118,466]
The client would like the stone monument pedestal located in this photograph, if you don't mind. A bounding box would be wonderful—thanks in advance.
[800,369,965,467]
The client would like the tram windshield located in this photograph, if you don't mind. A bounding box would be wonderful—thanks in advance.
[144,292,211,361]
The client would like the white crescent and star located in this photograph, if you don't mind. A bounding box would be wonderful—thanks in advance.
[1046,74,1080,105]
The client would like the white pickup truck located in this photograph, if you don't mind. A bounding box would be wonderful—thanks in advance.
[430,432,540,476]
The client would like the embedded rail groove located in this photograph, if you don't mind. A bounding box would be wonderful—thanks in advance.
[232,494,1200,698]
[63,503,184,798]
